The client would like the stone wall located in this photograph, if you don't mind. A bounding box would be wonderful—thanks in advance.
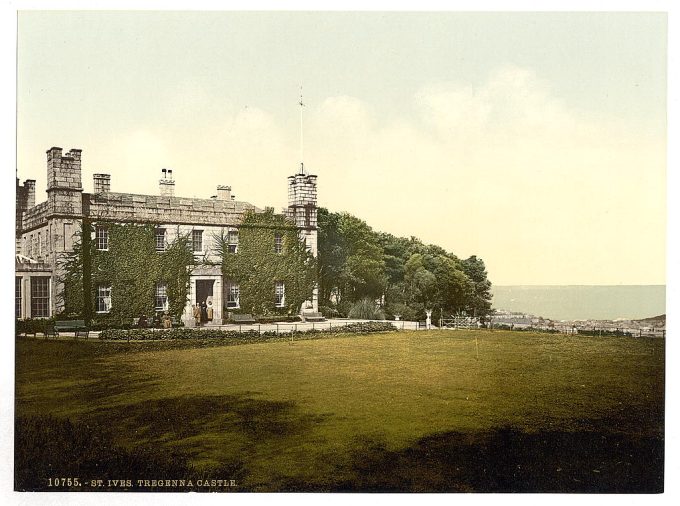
[86,192,259,227]
[21,201,50,231]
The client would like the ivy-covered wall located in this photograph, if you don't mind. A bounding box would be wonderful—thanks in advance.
[59,221,193,324]
[59,211,315,323]
[217,210,316,316]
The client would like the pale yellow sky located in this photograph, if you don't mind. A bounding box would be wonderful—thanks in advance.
[16,11,666,285]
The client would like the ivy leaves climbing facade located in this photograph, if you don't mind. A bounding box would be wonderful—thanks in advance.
[59,210,316,324]
[216,210,316,316]
[59,221,193,325]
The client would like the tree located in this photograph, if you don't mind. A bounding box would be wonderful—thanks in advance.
[317,209,386,305]
[431,255,474,314]
[317,208,346,303]
[317,209,493,320]
[460,255,493,318]
[404,253,437,307]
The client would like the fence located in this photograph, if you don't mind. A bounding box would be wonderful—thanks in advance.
[440,317,481,329]
[19,318,665,340]
[491,323,665,338]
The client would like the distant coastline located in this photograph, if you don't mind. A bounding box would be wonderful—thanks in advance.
[491,285,666,321]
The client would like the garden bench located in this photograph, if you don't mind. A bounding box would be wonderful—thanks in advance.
[304,312,326,322]
[54,320,89,338]
[232,314,257,324]
[43,324,57,339]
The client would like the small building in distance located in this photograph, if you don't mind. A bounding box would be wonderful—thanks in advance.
[15,147,318,323]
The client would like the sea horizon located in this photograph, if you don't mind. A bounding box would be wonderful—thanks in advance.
[491,284,666,322]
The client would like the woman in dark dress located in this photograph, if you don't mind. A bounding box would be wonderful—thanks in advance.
[200,301,208,324]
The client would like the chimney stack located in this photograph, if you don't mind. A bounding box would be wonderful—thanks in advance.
[93,173,111,193]
[24,179,36,208]
[216,185,231,200]
[159,168,175,197]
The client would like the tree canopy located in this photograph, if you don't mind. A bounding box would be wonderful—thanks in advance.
[317,208,492,320]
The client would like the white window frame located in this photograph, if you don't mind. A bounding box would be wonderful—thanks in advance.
[274,233,283,254]
[192,229,203,253]
[155,228,166,252]
[95,226,109,251]
[96,285,112,313]
[30,276,51,318]
[227,230,238,254]
[15,276,22,319]
[275,281,285,308]
[226,281,240,309]
[155,282,169,311]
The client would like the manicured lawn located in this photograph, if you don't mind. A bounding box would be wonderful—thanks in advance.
[15,330,664,492]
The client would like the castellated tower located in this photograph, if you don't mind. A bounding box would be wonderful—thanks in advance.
[45,147,84,258]
[287,167,318,254]
[287,165,319,312]
[47,147,83,216]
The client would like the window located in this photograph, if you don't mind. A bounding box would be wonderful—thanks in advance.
[155,282,168,311]
[275,281,285,308]
[226,281,240,308]
[30,276,50,317]
[15,277,22,318]
[155,228,166,251]
[192,230,203,252]
[95,226,108,251]
[96,285,112,313]
[274,233,283,254]
[227,230,238,254]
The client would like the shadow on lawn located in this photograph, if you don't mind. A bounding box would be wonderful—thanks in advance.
[85,394,329,445]
[279,425,663,493]
[14,415,246,492]
[16,408,663,493]
[15,394,328,492]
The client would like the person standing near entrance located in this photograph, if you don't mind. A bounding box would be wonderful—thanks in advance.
[193,303,201,326]
[200,300,208,324]
[206,297,214,322]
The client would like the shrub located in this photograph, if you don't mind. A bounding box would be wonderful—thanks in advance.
[336,300,353,317]
[97,321,398,341]
[348,298,385,320]
[15,317,56,335]
[254,315,301,324]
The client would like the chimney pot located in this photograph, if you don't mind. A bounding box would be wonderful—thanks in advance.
[216,185,231,200]
[159,169,175,196]
[93,173,111,193]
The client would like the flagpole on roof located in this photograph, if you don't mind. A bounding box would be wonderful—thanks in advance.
[299,86,305,175]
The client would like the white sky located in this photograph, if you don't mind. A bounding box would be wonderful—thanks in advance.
[16,11,666,285]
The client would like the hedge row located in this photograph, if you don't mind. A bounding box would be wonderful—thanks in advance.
[15,318,56,335]
[98,321,398,341]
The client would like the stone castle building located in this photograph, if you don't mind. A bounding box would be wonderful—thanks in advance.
[15,147,318,323]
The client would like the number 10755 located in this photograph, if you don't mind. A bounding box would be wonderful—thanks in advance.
[48,477,81,487]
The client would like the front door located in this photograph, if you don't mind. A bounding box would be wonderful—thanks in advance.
[196,280,214,306]
[196,280,215,323]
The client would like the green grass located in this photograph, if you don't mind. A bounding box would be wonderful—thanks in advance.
[15,330,664,492]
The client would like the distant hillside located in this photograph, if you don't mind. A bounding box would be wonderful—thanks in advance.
[634,314,666,325]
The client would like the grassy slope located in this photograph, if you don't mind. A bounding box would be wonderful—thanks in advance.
[15,330,664,491]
